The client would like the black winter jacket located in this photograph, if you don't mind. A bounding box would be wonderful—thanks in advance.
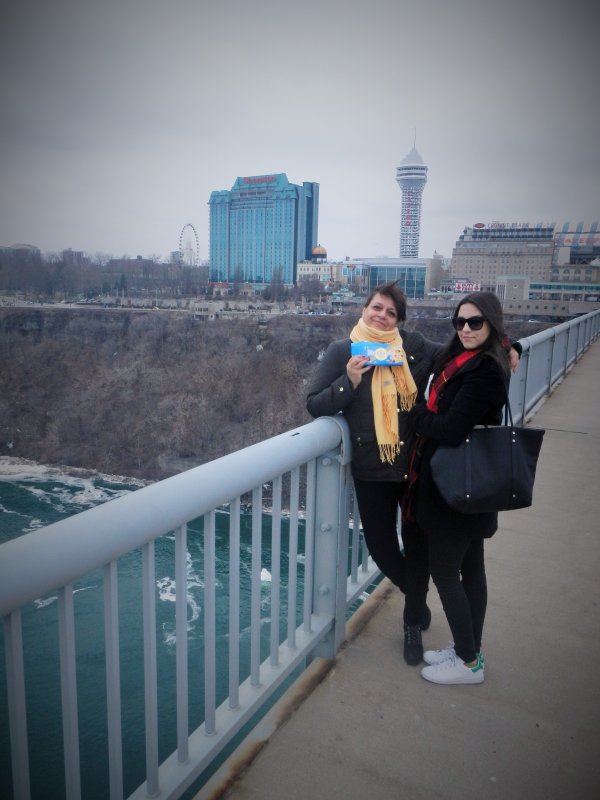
[306,329,443,482]
[407,351,508,537]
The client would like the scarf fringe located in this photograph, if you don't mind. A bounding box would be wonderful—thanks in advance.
[397,387,417,411]
[378,441,401,465]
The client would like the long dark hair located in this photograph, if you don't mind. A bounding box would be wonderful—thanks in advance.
[434,291,509,374]
[363,282,407,324]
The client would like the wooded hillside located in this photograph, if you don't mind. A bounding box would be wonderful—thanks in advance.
[0,307,537,479]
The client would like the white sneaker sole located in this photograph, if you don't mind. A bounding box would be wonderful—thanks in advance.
[421,665,484,685]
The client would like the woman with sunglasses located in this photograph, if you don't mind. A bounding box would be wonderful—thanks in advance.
[404,291,514,684]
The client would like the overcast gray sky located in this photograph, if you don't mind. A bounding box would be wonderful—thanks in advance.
[1,0,598,263]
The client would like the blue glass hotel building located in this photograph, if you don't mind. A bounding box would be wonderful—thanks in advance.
[353,257,428,298]
[209,174,319,286]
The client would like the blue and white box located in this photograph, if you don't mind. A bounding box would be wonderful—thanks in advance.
[351,341,404,366]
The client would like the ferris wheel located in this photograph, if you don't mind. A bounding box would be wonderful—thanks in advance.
[178,223,200,266]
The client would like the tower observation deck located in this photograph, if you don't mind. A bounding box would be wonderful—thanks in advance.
[396,146,428,258]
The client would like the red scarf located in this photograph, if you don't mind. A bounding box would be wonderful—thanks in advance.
[403,348,481,521]
[426,349,481,412]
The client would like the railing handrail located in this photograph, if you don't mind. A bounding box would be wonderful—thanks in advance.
[0,416,345,619]
[507,309,600,424]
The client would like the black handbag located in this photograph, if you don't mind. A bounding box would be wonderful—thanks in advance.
[430,395,545,514]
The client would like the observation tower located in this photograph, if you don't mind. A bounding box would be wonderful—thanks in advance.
[396,145,428,258]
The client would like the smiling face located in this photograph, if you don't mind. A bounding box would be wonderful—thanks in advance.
[455,301,491,350]
[362,292,399,332]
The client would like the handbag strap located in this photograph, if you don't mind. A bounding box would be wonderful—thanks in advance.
[503,380,514,427]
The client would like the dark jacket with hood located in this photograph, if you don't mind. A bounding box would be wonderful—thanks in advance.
[306,329,443,482]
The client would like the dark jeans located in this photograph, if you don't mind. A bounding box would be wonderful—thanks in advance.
[353,479,429,627]
[426,528,487,664]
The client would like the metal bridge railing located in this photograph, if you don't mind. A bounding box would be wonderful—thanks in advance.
[0,415,379,800]
[1,309,599,800]
[507,309,600,422]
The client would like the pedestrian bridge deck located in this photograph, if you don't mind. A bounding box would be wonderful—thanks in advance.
[201,341,600,800]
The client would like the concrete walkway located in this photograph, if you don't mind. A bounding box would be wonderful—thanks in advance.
[200,342,600,800]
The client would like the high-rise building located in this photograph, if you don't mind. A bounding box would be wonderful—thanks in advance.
[551,221,600,276]
[452,223,556,291]
[452,221,600,315]
[396,146,428,258]
[209,174,319,286]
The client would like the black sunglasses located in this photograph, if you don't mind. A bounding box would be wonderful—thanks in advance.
[452,315,485,331]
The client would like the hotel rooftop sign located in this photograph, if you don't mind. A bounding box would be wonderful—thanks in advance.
[243,175,277,184]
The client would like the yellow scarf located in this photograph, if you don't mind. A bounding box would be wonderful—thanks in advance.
[350,319,417,464]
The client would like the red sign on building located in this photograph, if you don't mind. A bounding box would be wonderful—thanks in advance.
[454,281,481,293]
[243,176,276,184]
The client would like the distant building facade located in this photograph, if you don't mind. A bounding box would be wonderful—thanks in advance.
[297,262,335,286]
[341,262,369,291]
[297,245,347,287]
[496,275,600,316]
[396,146,428,258]
[451,222,555,291]
[62,248,87,266]
[451,221,600,292]
[208,174,319,287]
[354,257,428,298]
[427,251,451,292]
[492,222,600,316]
[0,244,41,264]
[550,221,600,278]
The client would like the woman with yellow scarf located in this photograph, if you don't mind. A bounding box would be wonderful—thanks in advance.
[307,282,442,665]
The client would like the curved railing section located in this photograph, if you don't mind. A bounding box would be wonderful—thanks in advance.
[508,309,600,423]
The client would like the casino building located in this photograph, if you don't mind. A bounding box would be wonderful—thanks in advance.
[451,222,556,291]
[452,221,600,315]
[451,221,600,292]
[208,174,319,287]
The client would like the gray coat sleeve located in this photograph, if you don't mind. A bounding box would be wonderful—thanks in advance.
[306,339,358,418]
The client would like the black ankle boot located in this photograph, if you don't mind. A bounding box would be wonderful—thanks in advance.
[420,604,432,631]
[403,624,423,666]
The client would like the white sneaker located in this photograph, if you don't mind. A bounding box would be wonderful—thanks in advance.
[424,644,485,667]
[423,642,455,665]
[421,652,484,685]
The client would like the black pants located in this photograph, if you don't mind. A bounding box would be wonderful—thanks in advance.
[426,528,487,664]
[353,479,429,627]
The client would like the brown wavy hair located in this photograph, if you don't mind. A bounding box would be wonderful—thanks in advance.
[363,282,407,324]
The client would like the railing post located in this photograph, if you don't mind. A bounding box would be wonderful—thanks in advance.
[511,340,530,424]
[58,584,81,800]
[310,418,353,660]
[563,324,572,379]
[546,328,556,396]
[3,611,31,800]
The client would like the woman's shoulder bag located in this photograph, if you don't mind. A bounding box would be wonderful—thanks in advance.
[429,389,545,514]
